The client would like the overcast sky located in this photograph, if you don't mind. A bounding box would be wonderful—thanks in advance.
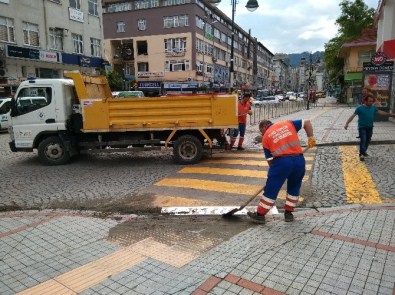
[216,0,379,54]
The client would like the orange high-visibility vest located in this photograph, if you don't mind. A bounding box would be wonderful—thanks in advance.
[262,120,302,157]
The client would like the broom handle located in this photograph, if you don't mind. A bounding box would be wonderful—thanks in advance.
[239,186,264,210]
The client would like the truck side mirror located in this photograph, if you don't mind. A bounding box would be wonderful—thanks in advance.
[10,97,18,117]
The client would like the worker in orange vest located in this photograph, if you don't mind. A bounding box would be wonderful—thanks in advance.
[227,93,252,150]
[247,119,316,223]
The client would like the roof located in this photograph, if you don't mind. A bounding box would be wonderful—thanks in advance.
[341,27,377,48]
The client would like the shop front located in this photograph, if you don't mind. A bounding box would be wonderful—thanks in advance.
[363,52,394,121]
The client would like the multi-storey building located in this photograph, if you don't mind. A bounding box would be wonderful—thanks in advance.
[0,0,106,96]
[102,0,273,95]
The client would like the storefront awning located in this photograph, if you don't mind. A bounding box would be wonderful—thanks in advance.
[344,72,363,81]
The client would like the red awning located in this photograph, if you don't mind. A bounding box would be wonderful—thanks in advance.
[378,39,395,59]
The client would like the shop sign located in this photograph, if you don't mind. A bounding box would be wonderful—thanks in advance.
[80,56,91,67]
[69,7,84,23]
[164,83,198,89]
[138,81,161,88]
[40,50,60,62]
[363,61,393,72]
[363,61,394,108]
[371,52,387,66]
[137,71,164,78]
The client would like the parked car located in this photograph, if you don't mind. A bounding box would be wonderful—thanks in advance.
[286,91,297,101]
[297,92,306,99]
[316,91,326,98]
[0,97,12,131]
[117,91,145,98]
[260,96,281,104]
[112,91,121,97]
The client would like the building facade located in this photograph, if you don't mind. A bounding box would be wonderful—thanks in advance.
[376,0,395,115]
[0,0,106,96]
[339,28,377,103]
[102,0,273,95]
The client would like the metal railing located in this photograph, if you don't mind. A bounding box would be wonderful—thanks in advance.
[250,101,309,125]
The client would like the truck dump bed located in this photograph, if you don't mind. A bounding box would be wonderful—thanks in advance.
[65,72,238,132]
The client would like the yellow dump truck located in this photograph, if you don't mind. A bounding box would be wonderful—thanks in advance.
[8,71,238,165]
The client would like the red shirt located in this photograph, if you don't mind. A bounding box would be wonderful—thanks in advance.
[238,100,251,124]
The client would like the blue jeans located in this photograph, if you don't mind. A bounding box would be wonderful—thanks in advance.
[359,127,373,155]
[232,123,246,138]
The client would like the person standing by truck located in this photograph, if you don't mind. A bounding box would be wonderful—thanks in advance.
[227,93,252,150]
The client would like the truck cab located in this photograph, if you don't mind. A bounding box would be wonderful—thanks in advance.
[9,78,75,151]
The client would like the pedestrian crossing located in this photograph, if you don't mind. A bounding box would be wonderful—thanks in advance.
[145,149,316,208]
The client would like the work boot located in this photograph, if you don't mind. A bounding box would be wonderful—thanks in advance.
[284,211,294,222]
[247,211,265,224]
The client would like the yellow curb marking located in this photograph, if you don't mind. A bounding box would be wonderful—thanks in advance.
[17,248,146,295]
[178,166,310,182]
[339,146,382,204]
[17,237,199,295]
[131,237,198,268]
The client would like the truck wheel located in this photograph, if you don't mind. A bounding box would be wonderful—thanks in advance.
[173,135,203,164]
[38,136,71,165]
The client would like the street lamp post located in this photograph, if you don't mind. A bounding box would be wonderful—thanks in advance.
[208,0,259,93]
[301,52,313,110]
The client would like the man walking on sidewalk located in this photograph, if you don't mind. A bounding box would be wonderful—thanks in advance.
[344,96,395,161]
[247,119,316,223]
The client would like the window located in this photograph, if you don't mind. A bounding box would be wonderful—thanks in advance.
[0,16,15,43]
[0,100,11,115]
[117,22,125,33]
[164,15,189,28]
[163,0,190,6]
[165,60,190,72]
[69,0,81,9]
[72,33,83,54]
[137,41,148,55]
[88,0,98,16]
[124,63,134,75]
[135,0,150,9]
[137,62,149,72]
[150,0,159,8]
[164,38,186,54]
[90,38,101,57]
[15,87,52,115]
[49,28,63,51]
[137,19,146,31]
[358,51,375,67]
[107,2,132,12]
[23,22,39,47]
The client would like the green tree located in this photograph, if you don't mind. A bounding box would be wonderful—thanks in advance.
[324,0,375,85]
[106,70,124,91]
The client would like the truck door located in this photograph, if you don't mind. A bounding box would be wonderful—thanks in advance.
[11,86,57,149]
